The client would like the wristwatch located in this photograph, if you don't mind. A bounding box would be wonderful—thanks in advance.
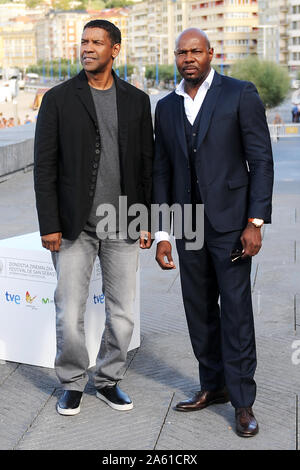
[248,218,264,228]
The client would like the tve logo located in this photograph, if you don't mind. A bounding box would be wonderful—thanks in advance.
[5,291,21,304]
[93,293,105,304]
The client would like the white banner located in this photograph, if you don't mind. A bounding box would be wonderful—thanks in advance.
[0,233,140,368]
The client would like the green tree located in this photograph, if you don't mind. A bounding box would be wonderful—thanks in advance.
[53,0,72,10]
[113,64,134,80]
[104,0,133,7]
[231,56,290,109]
[86,0,105,9]
[25,0,42,7]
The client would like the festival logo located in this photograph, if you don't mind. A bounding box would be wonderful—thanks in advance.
[25,291,38,310]
[26,291,36,304]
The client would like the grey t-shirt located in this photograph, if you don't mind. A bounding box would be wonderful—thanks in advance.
[85,82,121,235]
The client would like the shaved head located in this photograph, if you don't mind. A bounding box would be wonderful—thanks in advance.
[175,28,211,51]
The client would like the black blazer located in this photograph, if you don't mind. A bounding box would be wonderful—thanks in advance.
[153,71,274,233]
[34,70,154,239]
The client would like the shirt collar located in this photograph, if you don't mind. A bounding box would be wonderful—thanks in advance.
[175,68,215,98]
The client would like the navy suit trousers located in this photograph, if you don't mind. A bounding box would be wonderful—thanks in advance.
[176,216,257,408]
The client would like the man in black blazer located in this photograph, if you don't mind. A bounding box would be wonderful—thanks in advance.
[34,20,153,415]
[153,29,273,437]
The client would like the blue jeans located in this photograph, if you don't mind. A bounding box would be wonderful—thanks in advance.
[51,231,139,391]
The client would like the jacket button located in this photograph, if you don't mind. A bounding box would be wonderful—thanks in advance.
[93,163,98,169]
[193,133,197,137]
[193,149,196,153]
[96,142,100,147]
[95,149,100,154]
[187,189,190,193]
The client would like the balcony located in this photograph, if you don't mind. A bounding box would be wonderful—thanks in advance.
[280,5,288,13]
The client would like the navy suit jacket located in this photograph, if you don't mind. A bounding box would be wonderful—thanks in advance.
[153,71,274,233]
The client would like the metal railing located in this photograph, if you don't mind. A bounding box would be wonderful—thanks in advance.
[268,123,300,142]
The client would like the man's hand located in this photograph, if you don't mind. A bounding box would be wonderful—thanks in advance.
[140,231,152,249]
[155,241,176,270]
[41,232,62,252]
[240,223,262,258]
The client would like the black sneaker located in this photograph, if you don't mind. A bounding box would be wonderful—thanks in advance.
[56,390,83,416]
[96,384,133,411]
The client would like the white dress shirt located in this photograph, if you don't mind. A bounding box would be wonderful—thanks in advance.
[155,68,215,244]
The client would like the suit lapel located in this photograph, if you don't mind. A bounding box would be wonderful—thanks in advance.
[173,92,189,160]
[196,71,222,150]
[74,70,98,125]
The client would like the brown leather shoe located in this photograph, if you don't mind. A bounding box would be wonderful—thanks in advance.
[235,407,259,437]
[175,388,230,412]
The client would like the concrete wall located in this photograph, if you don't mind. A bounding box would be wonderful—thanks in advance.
[0,124,35,178]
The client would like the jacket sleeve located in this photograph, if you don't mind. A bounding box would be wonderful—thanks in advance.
[238,82,274,223]
[34,90,62,236]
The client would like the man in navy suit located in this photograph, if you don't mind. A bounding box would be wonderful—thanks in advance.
[153,29,273,437]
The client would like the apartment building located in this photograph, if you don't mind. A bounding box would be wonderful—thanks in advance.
[257,0,289,65]
[35,10,90,63]
[0,2,45,24]
[187,0,259,69]
[35,8,129,65]
[0,20,37,71]
[128,0,189,66]
[289,0,300,70]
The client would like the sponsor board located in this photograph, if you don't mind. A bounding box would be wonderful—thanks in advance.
[0,232,140,368]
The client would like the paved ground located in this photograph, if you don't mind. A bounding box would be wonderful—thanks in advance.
[0,136,299,450]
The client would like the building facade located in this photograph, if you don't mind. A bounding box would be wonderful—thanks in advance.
[35,10,90,63]
[0,21,37,71]
[257,0,289,65]
[188,0,259,69]
[128,0,189,66]
[288,0,300,70]
[35,8,129,65]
